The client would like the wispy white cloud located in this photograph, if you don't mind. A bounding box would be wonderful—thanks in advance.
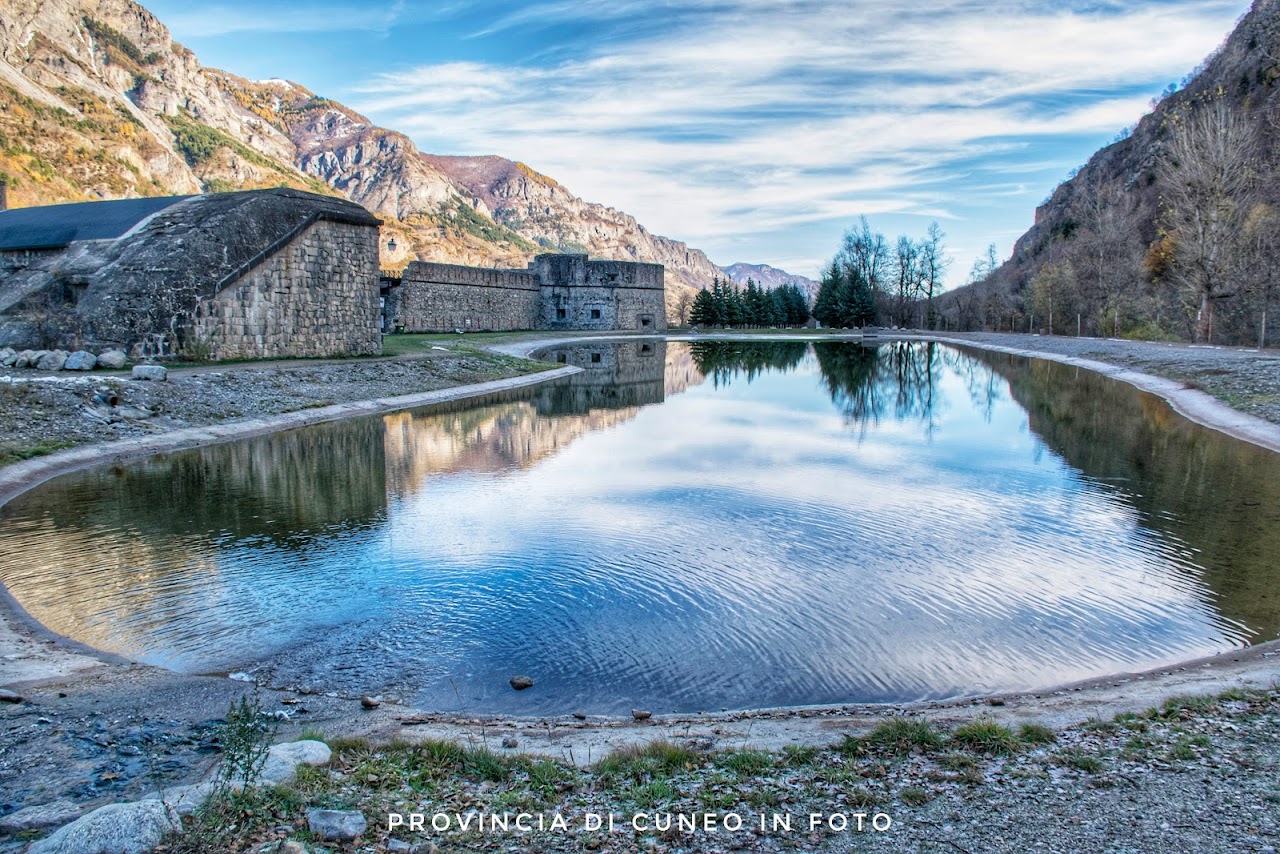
[352,0,1247,278]
[162,1,408,37]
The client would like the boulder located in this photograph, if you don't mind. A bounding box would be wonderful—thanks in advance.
[130,364,167,382]
[96,349,127,369]
[0,800,86,833]
[63,351,97,371]
[509,675,534,690]
[36,350,68,371]
[305,808,367,842]
[13,349,36,368]
[26,800,178,854]
[0,347,15,366]
[141,780,215,817]
[258,739,332,786]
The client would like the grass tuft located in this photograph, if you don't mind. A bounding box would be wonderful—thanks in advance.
[950,720,1021,755]
[593,740,699,783]
[1017,723,1057,745]
[859,717,942,755]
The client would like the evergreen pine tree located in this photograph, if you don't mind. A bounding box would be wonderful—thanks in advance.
[814,261,844,327]
[690,288,716,326]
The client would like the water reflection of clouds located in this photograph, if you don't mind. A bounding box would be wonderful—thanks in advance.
[373,344,1234,709]
[2,342,1265,712]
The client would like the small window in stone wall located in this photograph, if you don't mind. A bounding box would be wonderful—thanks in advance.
[557,308,567,319]
[591,309,601,319]
[557,353,567,363]
[591,353,602,363]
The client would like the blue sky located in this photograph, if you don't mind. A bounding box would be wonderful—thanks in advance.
[145,0,1251,284]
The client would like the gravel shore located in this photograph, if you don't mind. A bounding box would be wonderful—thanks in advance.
[0,346,542,466]
[946,332,1280,425]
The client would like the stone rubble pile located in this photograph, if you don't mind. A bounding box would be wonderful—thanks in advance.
[0,347,129,372]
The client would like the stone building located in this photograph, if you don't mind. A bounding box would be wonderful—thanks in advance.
[386,253,666,334]
[0,188,382,360]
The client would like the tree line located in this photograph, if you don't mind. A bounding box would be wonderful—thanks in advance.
[689,278,811,327]
[813,218,948,329]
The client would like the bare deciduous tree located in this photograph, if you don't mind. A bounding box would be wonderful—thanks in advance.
[917,222,947,329]
[1157,95,1258,343]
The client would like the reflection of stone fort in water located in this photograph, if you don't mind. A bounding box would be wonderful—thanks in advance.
[382,340,700,496]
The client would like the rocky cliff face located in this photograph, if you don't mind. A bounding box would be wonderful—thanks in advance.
[0,0,723,317]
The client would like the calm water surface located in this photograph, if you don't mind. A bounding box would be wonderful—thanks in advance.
[1,340,1278,714]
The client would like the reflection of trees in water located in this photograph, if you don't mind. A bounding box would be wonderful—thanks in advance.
[812,341,948,435]
[688,340,960,434]
[939,346,1008,422]
[982,349,1280,642]
[688,341,809,388]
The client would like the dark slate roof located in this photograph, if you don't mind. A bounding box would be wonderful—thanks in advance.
[0,196,196,251]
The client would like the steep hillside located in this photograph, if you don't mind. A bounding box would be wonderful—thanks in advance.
[0,0,723,317]
[942,0,1280,345]
[722,262,819,301]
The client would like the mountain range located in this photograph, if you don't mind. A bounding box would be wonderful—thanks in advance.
[0,0,804,320]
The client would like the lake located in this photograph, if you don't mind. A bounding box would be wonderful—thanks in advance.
[1,339,1276,715]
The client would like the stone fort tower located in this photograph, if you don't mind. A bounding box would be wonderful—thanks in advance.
[385,253,666,334]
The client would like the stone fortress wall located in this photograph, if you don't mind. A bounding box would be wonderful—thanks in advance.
[193,219,382,360]
[388,253,666,334]
[389,262,540,333]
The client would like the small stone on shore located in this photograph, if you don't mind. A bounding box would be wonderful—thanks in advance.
[0,688,23,703]
[131,364,167,381]
[632,709,652,721]
[306,807,367,841]
[360,696,380,709]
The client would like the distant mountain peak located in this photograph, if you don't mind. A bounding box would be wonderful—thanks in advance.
[722,262,820,299]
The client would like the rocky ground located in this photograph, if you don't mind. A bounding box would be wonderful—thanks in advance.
[0,346,542,466]
[35,687,1274,854]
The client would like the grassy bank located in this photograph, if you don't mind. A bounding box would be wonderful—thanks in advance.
[155,687,1280,853]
